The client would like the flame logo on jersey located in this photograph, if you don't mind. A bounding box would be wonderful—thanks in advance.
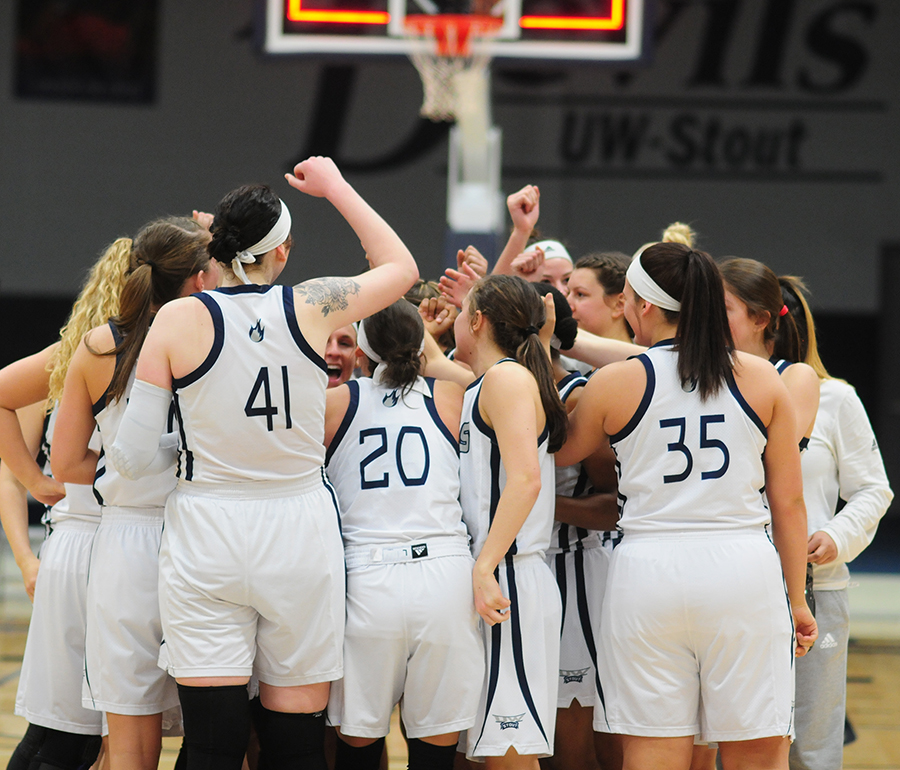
[249,320,265,343]
[493,713,526,730]
[382,390,400,407]
[560,668,590,684]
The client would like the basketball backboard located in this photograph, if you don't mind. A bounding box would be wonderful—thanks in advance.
[261,0,648,62]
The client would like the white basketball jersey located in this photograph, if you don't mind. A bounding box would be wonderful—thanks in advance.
[93,324,178,509]
[325,374,466,546]
[172,285,328,484]
[551,372,602,553]
[611,341,769,534]
[459,361,556,558]
[42,404,102,524]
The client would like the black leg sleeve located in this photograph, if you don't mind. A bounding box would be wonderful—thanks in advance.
[178,684,252,770]
[256,704,327,770]
[334,736,386,770]
[406,738,457,770]
[7,724,47,770]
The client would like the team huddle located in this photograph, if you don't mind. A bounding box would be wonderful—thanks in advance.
[0,157,891,770]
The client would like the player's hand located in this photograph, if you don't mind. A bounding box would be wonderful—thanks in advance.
[285,156,346,199]
[30,475,65,507]
[192,210,215,231]
[440,262,480,308]
[20,555,39,602]
[418,296,456,340]
[473,564,511,626]
[539,292,556,358]
[792,602,818,657]
[507,185,540,233]
[510,246,545,280]
[458,246,489,278]
[807,531,838,566]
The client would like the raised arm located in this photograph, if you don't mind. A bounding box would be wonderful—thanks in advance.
[567,328,643,370]
[0,402,46,600]
[492,185,540,276]
[0,344,64,505]
[286,157,419,339]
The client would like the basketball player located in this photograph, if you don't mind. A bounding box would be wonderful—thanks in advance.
[324,300,483,770]
[452,275,567,769]
[107,156,418,769]
[51,219,218,770]
[555,243,817,770]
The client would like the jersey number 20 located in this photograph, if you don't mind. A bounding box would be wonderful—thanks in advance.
[359,427,430,489]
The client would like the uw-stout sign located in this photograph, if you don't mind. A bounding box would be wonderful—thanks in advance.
[300,0,884,182]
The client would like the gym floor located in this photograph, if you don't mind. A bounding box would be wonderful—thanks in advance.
[0,528,896,769]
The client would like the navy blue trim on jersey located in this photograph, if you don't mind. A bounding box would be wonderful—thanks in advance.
[92,321,126,415]
[472,606,504,754]
[423,378,459,453]
[325,381,359,466]
[799,436,809,452]
[557,372,586,403]
[650,337,676,349]
[283,286,328,373]
[321,467,343,534]
[172,292,225,389]
[470,386,496,443]
[554,551,567,635]
[725,369,767,438]
[171,392,193,481]
[574,548,610,730]
[92,455,106,506]
[506,555,550,747]
[609,354,655,444]
[769,356,792,374]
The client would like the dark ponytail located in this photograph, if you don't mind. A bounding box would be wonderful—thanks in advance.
[467,275,567,452]
[97,217,211,403]
[719,257,801,363]
[360,300,424,392]
[208,184,284,269]
[637,243,733,400]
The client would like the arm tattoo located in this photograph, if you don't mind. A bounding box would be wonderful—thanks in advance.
[294,277,361,317]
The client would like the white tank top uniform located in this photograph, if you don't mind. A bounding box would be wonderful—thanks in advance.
[547,372,620,716]
[324,372,484,739]
[771,357,811,452]
[597,341,795,742]
[159,285,344,686]
[16,407,104,734]
[459,361,561,759]
[83,323,181,721]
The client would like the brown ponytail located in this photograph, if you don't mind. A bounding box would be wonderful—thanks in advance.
[719,257,801,363]
[468,275,567,452]
[637,243,733,400]
[360,300,424,393]
[94,217,211,403]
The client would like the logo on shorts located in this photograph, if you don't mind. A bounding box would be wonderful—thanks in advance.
[382,390,400,407]
[249,320,265,342]
[820,633,838,649]
[560,668,590,684]
[412,543,428,559]
[494,713,526,730]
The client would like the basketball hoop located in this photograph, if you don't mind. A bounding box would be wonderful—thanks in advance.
[404,13,503,122]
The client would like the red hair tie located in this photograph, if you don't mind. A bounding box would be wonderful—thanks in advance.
[779,305,789,316]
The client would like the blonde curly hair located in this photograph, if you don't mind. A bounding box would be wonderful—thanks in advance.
[46,238,133,408]
[661,222,697,248]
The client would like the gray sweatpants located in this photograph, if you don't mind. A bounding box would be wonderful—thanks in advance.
[789,588,850,770]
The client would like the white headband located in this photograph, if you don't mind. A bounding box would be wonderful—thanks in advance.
[357,317,426,366]
[531,239,572,264]
[626,252,682,312]
[232,199,292,285]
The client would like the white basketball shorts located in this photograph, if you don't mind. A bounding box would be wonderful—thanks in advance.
[467,553,561,760]
[330,538,484,739]
[16,520,103,733]
[83,507,179,716]
[595,529,795,743]
[159,472,345,686]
